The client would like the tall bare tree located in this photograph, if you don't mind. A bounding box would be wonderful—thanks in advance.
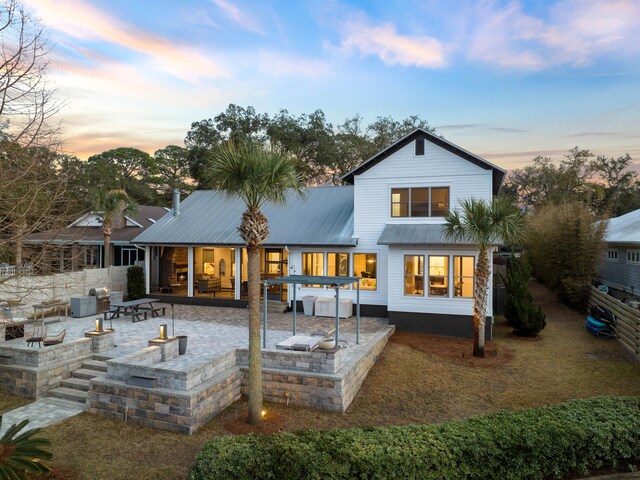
[0,0,76,283]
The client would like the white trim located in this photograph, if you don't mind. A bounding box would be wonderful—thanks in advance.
[124,216,144,228]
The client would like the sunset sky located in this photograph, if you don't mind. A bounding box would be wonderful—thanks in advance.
[23,0,640,169]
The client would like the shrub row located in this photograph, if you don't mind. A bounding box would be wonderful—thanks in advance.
[190,396,640,480]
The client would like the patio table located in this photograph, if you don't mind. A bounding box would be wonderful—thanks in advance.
[105,298,163,323]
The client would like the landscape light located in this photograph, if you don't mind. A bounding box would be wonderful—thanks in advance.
[159,324,168,340]
[95,318,104,332]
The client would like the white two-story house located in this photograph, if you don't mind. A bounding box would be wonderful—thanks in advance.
[133,129,505,339]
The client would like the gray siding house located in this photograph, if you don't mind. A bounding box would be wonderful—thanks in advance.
[598,208,640,301]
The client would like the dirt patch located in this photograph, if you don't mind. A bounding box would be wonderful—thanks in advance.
[391,330,514,367]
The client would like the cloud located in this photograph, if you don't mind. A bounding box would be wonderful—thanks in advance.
[467,0,640,71]
[211,0,265,35]
[340,16,447,68]
[563,132,621,138]
[437,124,527,133]
[25,0,229,80]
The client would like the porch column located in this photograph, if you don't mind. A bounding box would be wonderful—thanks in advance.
[234,248,241,300]
[187,247,194,297]
[144,246,151,295]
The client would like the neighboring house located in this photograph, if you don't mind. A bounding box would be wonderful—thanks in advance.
[23,206,169,274]
[598,208,640,300]
[133,129,506,339]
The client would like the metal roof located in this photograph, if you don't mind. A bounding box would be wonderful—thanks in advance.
[132,186,356,247]
[264,275,360,286]
[341,128,506,195]
[377,223,475,245]
[604,209,640,244]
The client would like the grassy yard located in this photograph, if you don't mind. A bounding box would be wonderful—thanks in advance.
[0,392,30,415]
[29,281,640,479]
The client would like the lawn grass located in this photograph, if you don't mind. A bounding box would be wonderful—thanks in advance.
[0,391,31,415]
[39,280,640,480]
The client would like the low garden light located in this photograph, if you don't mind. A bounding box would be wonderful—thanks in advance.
[95,318,104,333]
[159,324,168,340]
[261,409,267,419]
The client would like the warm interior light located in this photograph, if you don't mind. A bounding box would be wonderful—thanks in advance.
[261,409,267,418]
[159,324,167,340]
[95,318,103,332]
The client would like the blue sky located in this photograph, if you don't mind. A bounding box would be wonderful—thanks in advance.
[24,0,640,169]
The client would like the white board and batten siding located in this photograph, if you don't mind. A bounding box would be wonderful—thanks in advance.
[352,138,494,315]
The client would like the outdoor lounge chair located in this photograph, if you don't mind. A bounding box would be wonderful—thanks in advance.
[25,324,47,347]
[43,329,66,347]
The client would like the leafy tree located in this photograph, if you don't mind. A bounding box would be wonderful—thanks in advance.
[87,148,157,204]
[591,153,640,216]
[152,145,193,204]
[92,189,137,267]
[368,114,436,151]
[501,255,546,337]
[0,416,52,478]
[445,197,524,357]
[205,140,303,425]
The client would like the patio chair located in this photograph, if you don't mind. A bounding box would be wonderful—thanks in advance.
[25,324,47,348]
[43,329,66,347]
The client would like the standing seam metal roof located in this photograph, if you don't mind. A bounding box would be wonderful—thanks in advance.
[377,224,474,245]
[132,186,356,246]
[604,208,640,244]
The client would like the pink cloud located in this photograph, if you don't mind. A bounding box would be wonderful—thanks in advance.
[211,0,265,35]
[468,0,640,71]
[25,0,229,79]
[340,17,447,68]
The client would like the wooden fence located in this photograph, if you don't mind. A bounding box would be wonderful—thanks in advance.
[589,286,640,360]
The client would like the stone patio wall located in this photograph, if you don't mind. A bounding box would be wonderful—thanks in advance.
[0,338,93,398]
[236,347,344,374]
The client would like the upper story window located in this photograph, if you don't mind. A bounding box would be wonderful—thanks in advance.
[391,187,449,218]
[607,249,618,262]
[627,250,640,265]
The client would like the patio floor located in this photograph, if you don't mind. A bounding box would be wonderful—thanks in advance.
[4,304,390,370]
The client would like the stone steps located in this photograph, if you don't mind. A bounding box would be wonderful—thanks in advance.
[47,387,87,403]
[71,368,103,381]
[61,377,90,392]
[82,359,108,372]
[48,357,107,405]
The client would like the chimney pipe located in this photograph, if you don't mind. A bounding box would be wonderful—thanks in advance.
[172,188,181,217]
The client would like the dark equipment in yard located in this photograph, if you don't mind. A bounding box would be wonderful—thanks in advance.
[586,305,616,338]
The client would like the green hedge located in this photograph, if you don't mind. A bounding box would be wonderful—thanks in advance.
[190,397,640,480]
[126,265,145,300]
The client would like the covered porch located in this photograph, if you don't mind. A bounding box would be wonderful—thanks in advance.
[144,245,289,303]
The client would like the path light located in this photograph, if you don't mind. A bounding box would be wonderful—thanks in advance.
[95,318,104,333]
[261,409,267,419]
[159,324,168,340]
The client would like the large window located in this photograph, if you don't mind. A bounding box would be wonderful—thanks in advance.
[453,256,474,298]
[607,249,618,261]
[353,253,377,290]
[428,256,449,296]
[390,187,449,217]
[115,246,144,267]
[404,255,424,296]
[302,252,324,287]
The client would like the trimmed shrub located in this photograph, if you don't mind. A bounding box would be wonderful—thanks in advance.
[502,256,546,337]
[190,397,640,480]
[126,265,145,300]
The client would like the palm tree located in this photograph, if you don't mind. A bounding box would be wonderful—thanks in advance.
[92,189,136,268]
[444,197,523,357]
[0,416,52,478]
[207,140,304,425]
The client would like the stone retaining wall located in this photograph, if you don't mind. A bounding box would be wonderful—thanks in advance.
[240,327,395,412]
[236,347,343,374]
[87,366,242,434]
[0,338,93,397]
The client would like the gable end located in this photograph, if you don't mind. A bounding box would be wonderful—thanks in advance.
[342,128,506,195]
